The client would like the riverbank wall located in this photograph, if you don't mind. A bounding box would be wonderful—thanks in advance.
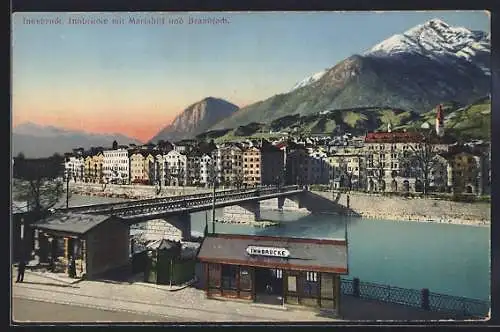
[69,182,211,199]
[311,191,491,227]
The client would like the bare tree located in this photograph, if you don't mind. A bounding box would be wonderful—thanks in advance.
[399,136,441,195]
[334,156,353,192]
[13,153,66,215]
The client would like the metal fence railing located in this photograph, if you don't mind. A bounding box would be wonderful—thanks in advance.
[341,278,489,318]
[428,292,490,318]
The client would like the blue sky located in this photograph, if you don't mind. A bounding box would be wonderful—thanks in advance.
[12,11,490,140]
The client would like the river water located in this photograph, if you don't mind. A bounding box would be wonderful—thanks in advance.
[64,195,490,301]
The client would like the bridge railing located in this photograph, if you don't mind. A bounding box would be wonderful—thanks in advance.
[57,187,239,212]
[106,186,304,217]
[57,186,298,214]
[64,185,303,216]
[340,278,489,318]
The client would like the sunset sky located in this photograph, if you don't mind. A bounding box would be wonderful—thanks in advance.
[12,11,489,142]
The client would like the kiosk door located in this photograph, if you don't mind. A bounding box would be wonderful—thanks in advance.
[254,268,284,305]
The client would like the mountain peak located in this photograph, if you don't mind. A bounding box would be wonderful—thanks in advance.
[149,97,239,143]
[211,18,489,131]
[365,19,489,64]
[202,96,218,102]
[425,18,450,28]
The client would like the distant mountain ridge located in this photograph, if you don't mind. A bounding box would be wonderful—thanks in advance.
[12,122,142,158]
[198,97,491,142]
[211,19,490,131]
[149,97,239,143]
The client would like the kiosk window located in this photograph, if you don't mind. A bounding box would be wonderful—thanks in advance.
[221,264,238,289]
[287,275,297,292]
[304,272,318,297]
[208,263,221,288]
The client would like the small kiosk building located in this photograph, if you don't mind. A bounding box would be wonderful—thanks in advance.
[197,233,348,315]
[31,212,130,279]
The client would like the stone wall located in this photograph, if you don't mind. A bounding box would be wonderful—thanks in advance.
[70,182,211,199]
[259,198,308,212]
[311,191,490,224]
[222,203,260,223]
[143,219,183,242]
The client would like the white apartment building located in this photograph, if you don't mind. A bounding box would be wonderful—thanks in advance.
[164,150,188,186]
[363,132,450,192]
[200,153,216,187]
[186,152,202,186]
[66,155,85,181]
[102,148,130,184]
[214,145,243,186]
[307,148,329,185]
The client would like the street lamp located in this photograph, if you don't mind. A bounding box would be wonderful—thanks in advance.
[64,170,70,208]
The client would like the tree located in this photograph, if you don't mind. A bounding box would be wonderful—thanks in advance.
[335,157,352,191]
[112,140,118,150]
[399,135,441,195]
[13,154,66,215]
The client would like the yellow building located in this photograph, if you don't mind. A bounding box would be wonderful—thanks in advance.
[243,146,261,186]
[130,151,147,184]
[445,150,481,194]
[84,155,93,182]
[83,151,104,183]
[325,154,364,190]
[90,152,104,183]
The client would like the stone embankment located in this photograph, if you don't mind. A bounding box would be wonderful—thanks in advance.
[69,182,211,200]
[312,191,491,227]
[215,217,280,228]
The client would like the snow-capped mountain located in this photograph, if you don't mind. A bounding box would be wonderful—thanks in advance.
[290,69,328,91]
[365,18,490,75]
[211,18,490,130]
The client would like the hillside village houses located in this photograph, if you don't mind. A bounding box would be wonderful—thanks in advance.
[63,108,491,196]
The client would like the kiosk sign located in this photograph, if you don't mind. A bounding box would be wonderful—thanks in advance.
[246,246,290,258]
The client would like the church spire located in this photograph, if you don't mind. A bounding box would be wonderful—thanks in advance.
[435,104,445,137]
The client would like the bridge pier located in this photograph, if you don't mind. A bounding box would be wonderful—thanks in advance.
[223,202,261,223]
[143,212,191,242]
[259,197,304,211]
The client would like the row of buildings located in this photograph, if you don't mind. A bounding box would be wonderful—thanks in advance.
[64,140,285,188]
[64,129,490,195]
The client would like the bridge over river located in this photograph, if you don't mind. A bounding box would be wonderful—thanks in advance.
[53,185,349,240]
[52,185,355,240]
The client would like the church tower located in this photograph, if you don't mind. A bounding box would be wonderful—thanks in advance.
[435,104,445,137]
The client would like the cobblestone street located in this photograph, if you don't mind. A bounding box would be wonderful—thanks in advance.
[11,269,458,323]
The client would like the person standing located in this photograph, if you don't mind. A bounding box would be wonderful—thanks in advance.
[16,260,26,283]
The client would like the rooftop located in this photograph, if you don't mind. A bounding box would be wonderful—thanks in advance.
[31,212,120,235]
[197,233,348,274]
[364,131,455,144]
